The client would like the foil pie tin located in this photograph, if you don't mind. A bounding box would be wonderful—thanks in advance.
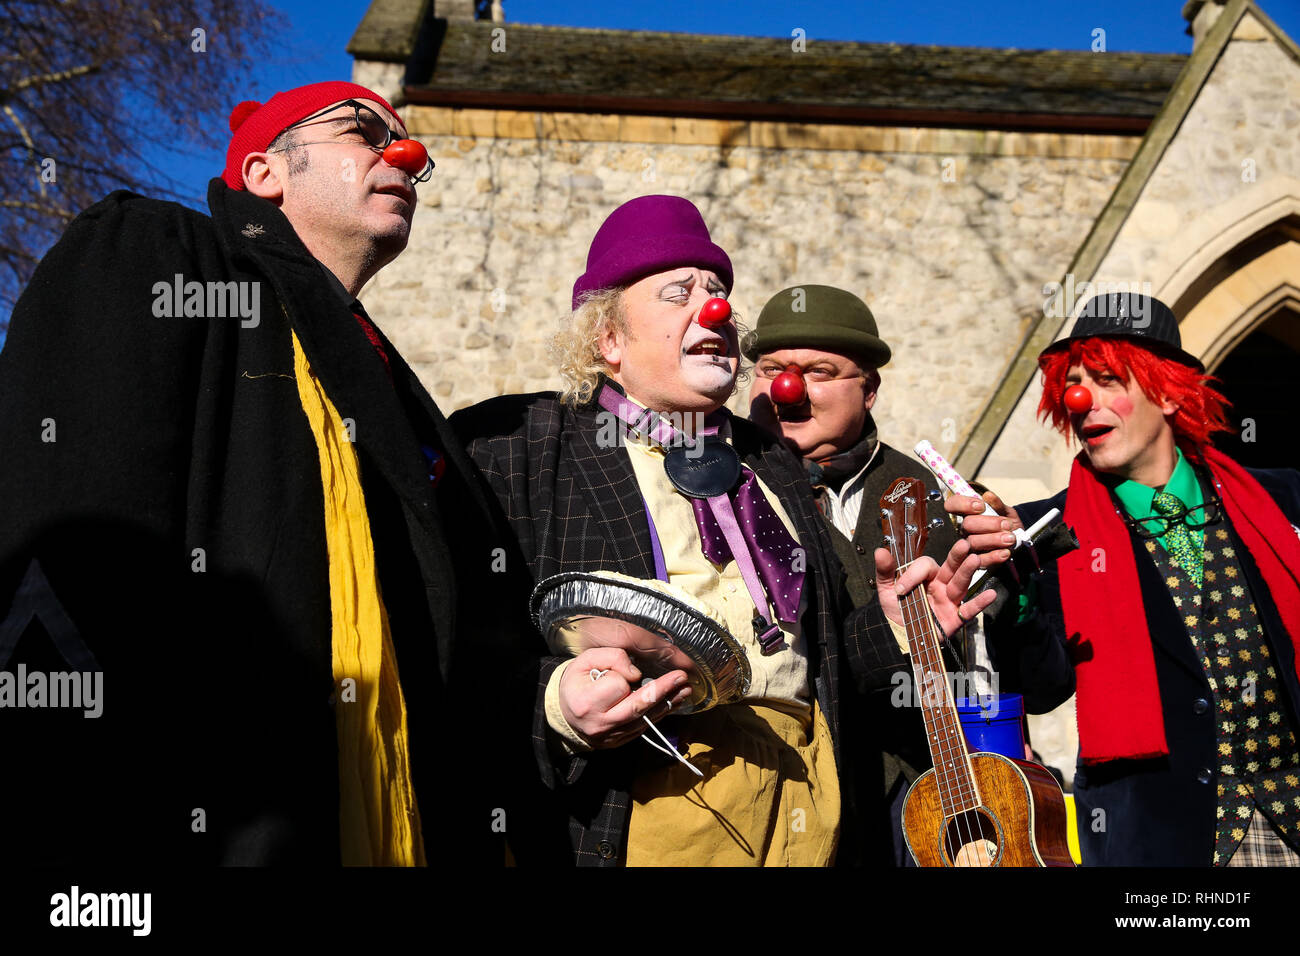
[530,571,751,713]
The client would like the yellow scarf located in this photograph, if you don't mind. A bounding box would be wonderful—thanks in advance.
[291,331,425,865]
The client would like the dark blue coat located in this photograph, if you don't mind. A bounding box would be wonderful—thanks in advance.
[987,466,1300,866]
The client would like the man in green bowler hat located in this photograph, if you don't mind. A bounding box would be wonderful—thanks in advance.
[745,283,967,866]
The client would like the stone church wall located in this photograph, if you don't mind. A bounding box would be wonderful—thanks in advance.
[358,105,1134,465]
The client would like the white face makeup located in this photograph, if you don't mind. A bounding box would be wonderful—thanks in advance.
[600,267,738,415]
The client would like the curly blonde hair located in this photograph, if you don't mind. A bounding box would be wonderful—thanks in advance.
[550,287,752,406]
[550,288,628,406]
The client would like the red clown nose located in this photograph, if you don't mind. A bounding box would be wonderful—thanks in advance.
[771,365,807,406]
[1063,384,1093,414]
[382,139,429,177]
[697,297,731,329]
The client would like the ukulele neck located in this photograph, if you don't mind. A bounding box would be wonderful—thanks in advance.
[896,577,982,818]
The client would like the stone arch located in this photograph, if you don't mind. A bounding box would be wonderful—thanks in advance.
[1153,177,1300,310]
[1169,204,1300,371]
[1161,209,1300,468]
[1204,292,1300,469]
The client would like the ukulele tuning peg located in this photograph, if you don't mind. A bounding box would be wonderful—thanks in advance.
[927,489,944,502]
[928,517,947,530]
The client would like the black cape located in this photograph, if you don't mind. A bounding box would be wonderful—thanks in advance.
[0,180,511,865]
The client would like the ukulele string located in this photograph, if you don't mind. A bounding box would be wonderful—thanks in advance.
[887,510,935,818]
[925,604,989,868]
[900,512,973,865]
[894,513,957,860]
[923,592,987,867]
[907,516,984,866]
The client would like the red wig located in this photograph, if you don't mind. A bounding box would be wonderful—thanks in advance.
[1037,338,1231,461]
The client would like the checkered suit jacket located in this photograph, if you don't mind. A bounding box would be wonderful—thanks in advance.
[451,385,903,866]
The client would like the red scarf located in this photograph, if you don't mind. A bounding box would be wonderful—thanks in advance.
[1059,446,1300,763]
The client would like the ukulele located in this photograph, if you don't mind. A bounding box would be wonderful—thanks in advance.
[880,477,1074,867]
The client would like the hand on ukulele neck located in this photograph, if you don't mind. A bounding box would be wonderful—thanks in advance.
[874,537,997,637]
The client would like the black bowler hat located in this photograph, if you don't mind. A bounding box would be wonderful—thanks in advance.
[1039,292,1203,371]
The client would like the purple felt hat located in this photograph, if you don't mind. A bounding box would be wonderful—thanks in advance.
[571,195,733,309]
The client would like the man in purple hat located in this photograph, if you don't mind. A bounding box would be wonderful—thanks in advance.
[453,195,996,866]
[0,82,509,865]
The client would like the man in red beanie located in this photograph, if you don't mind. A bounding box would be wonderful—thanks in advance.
[957,293,1300,866]
[0,81,508,866]
[452,195,995,866]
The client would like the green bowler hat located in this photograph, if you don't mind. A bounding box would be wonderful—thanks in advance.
[741,284,892,368]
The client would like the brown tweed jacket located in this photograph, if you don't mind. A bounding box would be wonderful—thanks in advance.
[451,385,902,866]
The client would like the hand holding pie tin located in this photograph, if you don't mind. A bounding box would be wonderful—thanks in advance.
[531,570,751,713]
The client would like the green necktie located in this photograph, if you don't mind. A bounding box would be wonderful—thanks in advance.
[1152,491,1203,588]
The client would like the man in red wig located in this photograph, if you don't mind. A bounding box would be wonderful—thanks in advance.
[960,292,1300,866]
[0,82,508,865]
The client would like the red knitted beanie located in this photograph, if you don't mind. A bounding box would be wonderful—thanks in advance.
[221,81,402,190]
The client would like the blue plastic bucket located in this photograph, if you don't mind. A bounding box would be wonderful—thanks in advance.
[954,693,1025,759]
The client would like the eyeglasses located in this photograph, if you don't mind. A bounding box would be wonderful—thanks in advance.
[756,364,868,384]
[1126,493,1224,539]
[270,99,435,183]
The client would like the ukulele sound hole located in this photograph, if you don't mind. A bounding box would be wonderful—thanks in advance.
[943,808,1001,867]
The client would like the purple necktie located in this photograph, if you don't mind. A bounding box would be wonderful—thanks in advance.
[689,469,806,624]
[594,384,805,644]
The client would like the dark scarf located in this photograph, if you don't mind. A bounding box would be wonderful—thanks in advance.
[806,415,880,495]
[1059,446,1300,763]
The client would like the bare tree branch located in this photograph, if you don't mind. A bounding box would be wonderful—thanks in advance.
[3,62,99,98]
[0,199,75,218]
[0,0,285,325]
